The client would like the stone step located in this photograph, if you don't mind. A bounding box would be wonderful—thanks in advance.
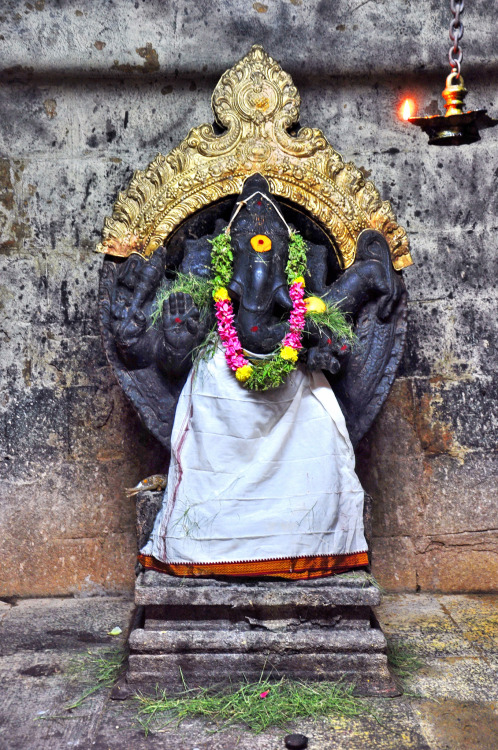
[128,572,397,697]
[126,651,398,696]
[135,570,381,607]
[129,627,386,654]
[144,616,370,631]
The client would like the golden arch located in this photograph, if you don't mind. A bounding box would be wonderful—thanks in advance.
[97,45,412,271]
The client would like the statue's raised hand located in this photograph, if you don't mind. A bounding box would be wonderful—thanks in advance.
[157,292,206,378]
[110,248,166,368]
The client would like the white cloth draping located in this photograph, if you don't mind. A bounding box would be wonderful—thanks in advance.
[141,347,367,565]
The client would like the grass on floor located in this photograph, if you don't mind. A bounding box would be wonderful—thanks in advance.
[64,648,127,710]
[386,641,424,681]
[136,674,374,735]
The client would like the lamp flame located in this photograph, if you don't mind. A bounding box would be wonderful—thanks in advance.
[400,98,415,121]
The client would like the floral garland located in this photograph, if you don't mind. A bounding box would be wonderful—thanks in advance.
[209,231,309,390]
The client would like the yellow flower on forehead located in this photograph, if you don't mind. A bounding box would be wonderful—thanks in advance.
[250,234,272,253]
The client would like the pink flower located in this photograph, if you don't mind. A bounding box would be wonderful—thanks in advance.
[215,299,232,312]
[224,344,239,358]
[232,355,248,370]
[215,282,306,384]
[289,282,305,300]
[282,331,301,349]
[259,691,270,699]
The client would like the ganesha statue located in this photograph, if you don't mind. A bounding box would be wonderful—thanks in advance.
[98,46,411,581]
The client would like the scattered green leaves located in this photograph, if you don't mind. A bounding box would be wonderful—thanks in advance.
[338,571,385,592]
[136,675,372,735]
[244,353,296,391]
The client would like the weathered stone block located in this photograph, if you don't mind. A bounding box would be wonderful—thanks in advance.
[370,536,418,592]
[414,532,498,593]
[0,596,133,656]
[135,571,382,608]
[0,0,495,80]
[127,651,395,696]
[129,628,387,654]
[128,571,396,696]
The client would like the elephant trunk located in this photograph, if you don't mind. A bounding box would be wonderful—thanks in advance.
[228,255,292,353]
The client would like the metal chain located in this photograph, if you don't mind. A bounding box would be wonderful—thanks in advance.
[449,0,464,78]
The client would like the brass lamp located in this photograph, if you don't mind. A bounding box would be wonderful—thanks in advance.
[406,0,497,146]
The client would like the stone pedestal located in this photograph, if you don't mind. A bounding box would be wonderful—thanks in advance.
[127,570,398,696]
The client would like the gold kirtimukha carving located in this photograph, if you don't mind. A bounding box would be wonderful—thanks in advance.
[97,45,412,270]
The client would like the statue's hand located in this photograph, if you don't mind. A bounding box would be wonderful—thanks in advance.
[112,302,148,348]
[307,346,340,374]
[162,292,201,349]
[306,331,351,375]
[157,292,204,377]
[110,248,166,367]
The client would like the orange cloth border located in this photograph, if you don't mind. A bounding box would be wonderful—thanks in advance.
[137,551,369,580]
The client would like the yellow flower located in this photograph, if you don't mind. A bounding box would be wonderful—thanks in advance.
[293,276,305,286]
[250,234,272,253]
[304,296,327,314]
[213,287,230,301]
[280,346,298,362]
[235,364,253,382]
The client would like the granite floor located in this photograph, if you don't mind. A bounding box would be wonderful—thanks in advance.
[0,592,497,749]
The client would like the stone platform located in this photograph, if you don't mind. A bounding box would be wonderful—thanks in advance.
[127,570,398,696]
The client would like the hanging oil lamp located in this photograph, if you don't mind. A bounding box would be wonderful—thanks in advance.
[404,0,497,145]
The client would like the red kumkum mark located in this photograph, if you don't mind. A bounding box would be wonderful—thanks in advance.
[257,200,262,206]
[251,325,259,332]
[174,317,182,324]
[327,338,332,345]
[341,344,348,351]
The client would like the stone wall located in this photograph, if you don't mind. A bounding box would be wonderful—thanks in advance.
[1,0,496,596]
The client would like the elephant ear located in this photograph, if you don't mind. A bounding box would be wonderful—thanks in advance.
[329,232,408,448]
[99,258,185,451]
[331,293,407,447]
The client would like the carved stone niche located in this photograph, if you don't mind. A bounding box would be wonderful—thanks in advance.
[97,46,411,696]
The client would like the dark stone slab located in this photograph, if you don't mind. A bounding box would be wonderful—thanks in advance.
[144,612,370,631]
[0,597,134,656]
[135,570,382,607]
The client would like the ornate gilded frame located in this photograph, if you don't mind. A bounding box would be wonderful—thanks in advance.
[96,45,412,271]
